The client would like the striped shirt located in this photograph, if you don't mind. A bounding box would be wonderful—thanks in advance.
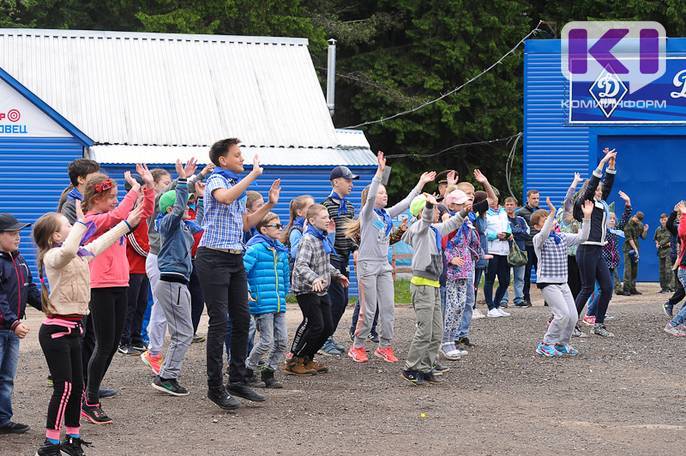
[199,173,246,250]
[322,195,356,260]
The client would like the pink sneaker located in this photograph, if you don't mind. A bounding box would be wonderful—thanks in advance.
[141,350,163,375]
[582,315,596,326]
[347,346,369,363]
[374,346,399,363]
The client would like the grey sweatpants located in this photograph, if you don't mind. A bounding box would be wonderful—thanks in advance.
[247,312,288,371]
[541,283,577,345]
[405,284,443,373]
[353,260,395,348]
[156,280,193,380]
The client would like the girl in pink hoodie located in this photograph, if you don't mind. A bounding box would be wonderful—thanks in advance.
[80,166,154,425]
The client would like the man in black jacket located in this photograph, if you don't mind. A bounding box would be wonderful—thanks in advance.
[516,189,540,306]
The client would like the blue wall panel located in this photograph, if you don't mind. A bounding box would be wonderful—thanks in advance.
[0,137,84,279]
[101,163,376,297]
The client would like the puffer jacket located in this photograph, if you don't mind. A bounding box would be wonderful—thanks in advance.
[0,251,41,330]
[243,238,290,315]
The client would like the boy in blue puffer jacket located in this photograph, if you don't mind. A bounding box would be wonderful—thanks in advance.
[244,212,290,388]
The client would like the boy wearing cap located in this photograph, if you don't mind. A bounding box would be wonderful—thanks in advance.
[149,159,201,396]
[622,211,649,295]
[401,194,468,384]
[0,213,41,434]
[321,165,359,355]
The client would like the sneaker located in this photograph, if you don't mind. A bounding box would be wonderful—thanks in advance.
[523,298,532,307]
[227,383,266,402]
[348,346,369,363]
[0,421,30,434]
[401,369,425,385]
[60,436,92,456]
[496,308,511,317]
[368,332,380,344]
[554,344,579,356]
[98,387,118,399]
[131,341,147,352]
[432,362,450,375]
[35,439,62,456]
[591,323,614,337]
[439,342,462,361]
[454,346,468,356]
[472,308,486,319]
[191,334,206,344]
[117,344,136,355]
[81,402,112,425]
[536,342,562,357]
[141,350,163,375]
[318,339,344,357]
[513,301,528,308]
[486,309,501,318]
[663,322,686,337]
[572,325,587,338]
[582,315,596,326]
[422,371,443,384]
[663,302,674,318]
[330,337,346,352]
[207,387,240,411]
[373,346,399,363]
[500,301,509,308]
[152,376,190,396]
[245,368,258,385]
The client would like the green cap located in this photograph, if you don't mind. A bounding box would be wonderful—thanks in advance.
[410,195,427,217]
[158,190,189,214]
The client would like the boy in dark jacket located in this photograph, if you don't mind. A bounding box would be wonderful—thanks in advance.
[0,213,41,434]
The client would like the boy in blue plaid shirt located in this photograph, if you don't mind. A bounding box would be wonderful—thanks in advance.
[196,138,281,411]
[532,197,592,358]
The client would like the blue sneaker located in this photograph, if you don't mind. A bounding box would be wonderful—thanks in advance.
[535,342,562,358]
[554,344,579,356]
[318,339,344,356]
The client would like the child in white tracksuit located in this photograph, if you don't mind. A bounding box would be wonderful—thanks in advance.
[532,198,592,357]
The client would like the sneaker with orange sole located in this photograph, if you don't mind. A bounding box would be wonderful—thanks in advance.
[374,346,398,363]
[141,350,163,375]
[347,346,368,363]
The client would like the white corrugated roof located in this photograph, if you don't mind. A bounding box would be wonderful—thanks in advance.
[0,28,374,165]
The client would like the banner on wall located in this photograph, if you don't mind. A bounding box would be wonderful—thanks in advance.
[0,77,71,137]
[568,57,686,124]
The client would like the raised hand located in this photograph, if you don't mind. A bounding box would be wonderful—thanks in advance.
[124,171,139,190]
[184,157,198,178]
[268,179,281,205]
[572,172,583,186]
[582,200,594,218]
[419,171,437,186]
[424,192,438,206]
[546,197,556,213]
[473,169,488,184]
[251,154,264,177]
[618,191,631,206]
[75,198,85,221]
[136,164,154,188]
[200,163,215,176]
[446,170,458,186]
[375,151,386,177]
[126,204,145,226]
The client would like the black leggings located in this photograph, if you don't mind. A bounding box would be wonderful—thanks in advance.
[39,321,83,438]
[668,268,686,306]
[523,245,538,301]
[189,260,205,334]
[484,255,511,310]
[121,273,149,346]
[86,287,128,404]
[567,255,581,299]
[574,245,612,324]
[291,293,334,360]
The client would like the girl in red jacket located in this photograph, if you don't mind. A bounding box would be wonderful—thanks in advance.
[81,166,154,425]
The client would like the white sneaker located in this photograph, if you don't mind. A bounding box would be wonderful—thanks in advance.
[455,347,468,356]
[472,308,485,319]
[487,309,501,318]
[497,308,511,317]
[439,342,462,360]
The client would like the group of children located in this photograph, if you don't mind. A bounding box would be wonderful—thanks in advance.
[0,141,681,454]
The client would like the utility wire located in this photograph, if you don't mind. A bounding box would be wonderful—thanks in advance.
[342,20,544,129]
[384,133,522,159]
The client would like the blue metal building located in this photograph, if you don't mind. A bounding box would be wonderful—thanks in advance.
[524,38,686,282]
[0,29,376,294]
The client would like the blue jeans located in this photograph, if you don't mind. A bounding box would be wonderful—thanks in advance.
[501,266,525,306]
[0,330,19,427]
[670,270,686,326]
[457,272,475,339]
[440,285,447,316]
[586,278,615,317]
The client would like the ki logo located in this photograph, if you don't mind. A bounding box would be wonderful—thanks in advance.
[588,68,628,118]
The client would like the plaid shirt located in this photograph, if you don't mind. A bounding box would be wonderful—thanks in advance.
[199,173,246,250]
[291,234,342,296]
[534,211,589,284]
